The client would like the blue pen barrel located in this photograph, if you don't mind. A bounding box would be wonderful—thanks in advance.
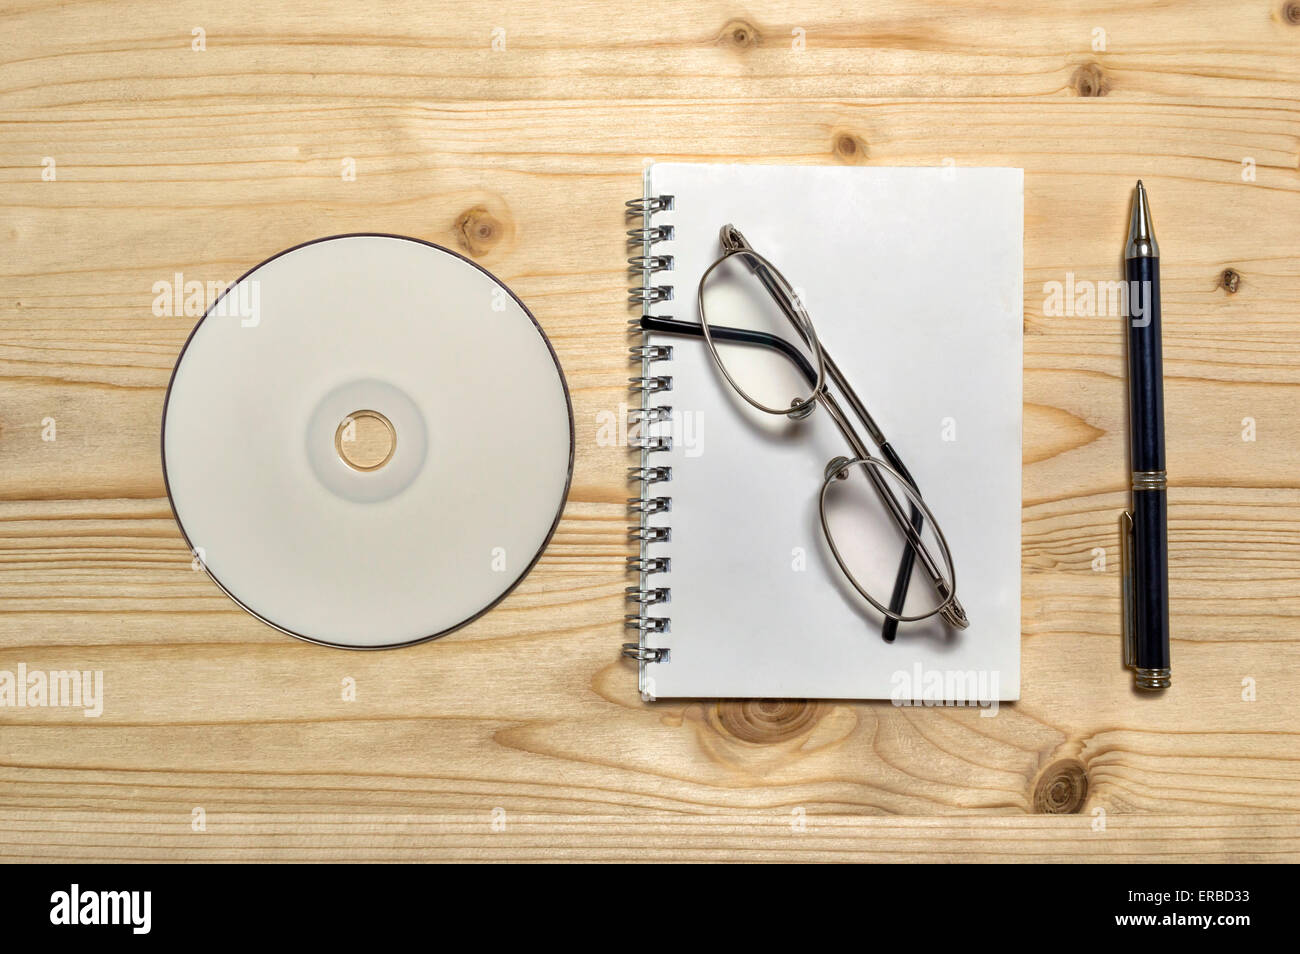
[1125,254,1170,675]
[1126,257,1165,471]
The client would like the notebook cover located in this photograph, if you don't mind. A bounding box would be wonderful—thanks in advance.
[638,162,1023,702]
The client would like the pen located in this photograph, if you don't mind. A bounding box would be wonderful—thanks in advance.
[1121,180,1171,690]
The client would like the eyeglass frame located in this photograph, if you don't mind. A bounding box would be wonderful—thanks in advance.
[639,224,969,634]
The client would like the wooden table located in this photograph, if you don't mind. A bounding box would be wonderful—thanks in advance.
[2,1,1298,863]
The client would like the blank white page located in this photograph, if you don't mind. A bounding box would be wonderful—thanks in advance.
[639,163,1022,701]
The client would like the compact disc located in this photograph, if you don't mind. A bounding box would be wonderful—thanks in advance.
[162,234,573,648]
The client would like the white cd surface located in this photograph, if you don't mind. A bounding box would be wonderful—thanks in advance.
[162,234,573,648]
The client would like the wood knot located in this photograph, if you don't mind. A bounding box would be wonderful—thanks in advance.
[1071,62,1109,97]
[1219,268,1241,294]
[1032,760,1089,814]
[453,206,504,257]
[718,19,760,50]
[832,132,869,164]
[1284,3,1300,25]
[712,700,822,744]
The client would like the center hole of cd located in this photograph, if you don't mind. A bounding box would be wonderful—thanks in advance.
[335,410,396,472]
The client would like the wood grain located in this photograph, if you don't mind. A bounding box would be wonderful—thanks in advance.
[1,0,1298,862]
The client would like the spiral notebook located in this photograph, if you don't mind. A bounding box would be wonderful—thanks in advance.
[626,163,1023,702]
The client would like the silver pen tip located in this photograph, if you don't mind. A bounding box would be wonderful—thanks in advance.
[1126,180,1159,259]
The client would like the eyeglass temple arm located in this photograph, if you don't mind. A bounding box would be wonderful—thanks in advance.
[639,315,817,382]
[875,453,924,643]
[638,313,927,637]
[640,315,889,451]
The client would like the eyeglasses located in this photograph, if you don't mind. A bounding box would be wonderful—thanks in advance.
[638,225,968,638]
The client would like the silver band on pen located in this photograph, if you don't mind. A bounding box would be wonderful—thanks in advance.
[1132,469,1166,491]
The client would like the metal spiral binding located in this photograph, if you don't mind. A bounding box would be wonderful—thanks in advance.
[625,186,675,698]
